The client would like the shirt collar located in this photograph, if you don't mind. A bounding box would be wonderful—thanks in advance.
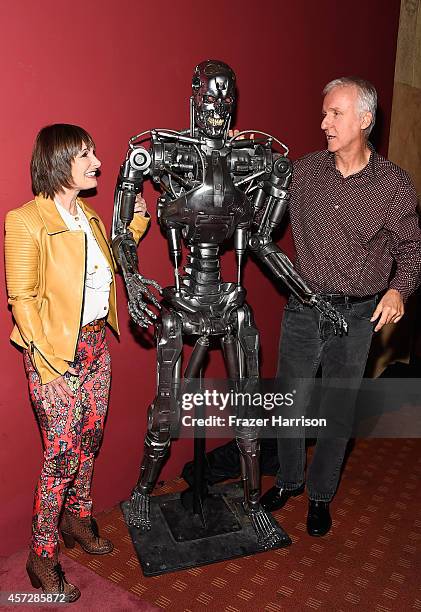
[367,141,377,180]
[325,141,377,181]
[54,198,81,218]
[36,195,100,235]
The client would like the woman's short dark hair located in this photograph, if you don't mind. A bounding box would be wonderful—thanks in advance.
[31,124,95,199]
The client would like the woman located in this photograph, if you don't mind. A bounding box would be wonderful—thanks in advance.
[4,124,149,602]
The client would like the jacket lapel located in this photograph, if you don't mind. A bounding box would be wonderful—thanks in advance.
[36,195,69,234]
[36,195,115,270]
[77,198,100,223]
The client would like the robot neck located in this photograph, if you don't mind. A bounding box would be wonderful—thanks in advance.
[195,124,226,149]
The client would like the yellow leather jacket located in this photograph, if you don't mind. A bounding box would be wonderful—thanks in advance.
[5,195,149,384]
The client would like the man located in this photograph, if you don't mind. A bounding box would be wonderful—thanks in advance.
[261,77,421,536]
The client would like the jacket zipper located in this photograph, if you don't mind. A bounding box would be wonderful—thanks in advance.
[29,342,40,377]
[71,232,87,359]
[29,341,63,377]
[29,228,87,378]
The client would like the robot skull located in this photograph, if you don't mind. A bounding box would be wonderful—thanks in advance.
[192,59,236,138]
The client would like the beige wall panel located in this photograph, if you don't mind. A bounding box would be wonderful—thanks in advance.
[388,81,421,196]
[375,7,421,378]
[394,0,420,86]
[414,0,421,87]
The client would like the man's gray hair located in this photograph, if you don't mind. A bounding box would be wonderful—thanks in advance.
[323,77,377,136]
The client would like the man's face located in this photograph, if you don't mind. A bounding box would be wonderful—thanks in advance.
[321,85,371,154]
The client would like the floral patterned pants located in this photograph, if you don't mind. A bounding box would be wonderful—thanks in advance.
[24,326,111,558]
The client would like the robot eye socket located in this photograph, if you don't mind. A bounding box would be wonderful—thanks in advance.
[192,76,201,90]
[205,95,216,103]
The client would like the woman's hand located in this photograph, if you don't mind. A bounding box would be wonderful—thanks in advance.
[228,129,242,139]
[228,129,255,140]
[41,366,78,405]
[134,194,148,217]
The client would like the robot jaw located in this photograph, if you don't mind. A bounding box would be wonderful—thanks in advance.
[194,107,231,140]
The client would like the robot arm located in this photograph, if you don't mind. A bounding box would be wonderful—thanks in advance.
[112,146,162,328]
[248,157,348,335]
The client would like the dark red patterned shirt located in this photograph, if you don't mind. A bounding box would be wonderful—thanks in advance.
[288,147,421,301]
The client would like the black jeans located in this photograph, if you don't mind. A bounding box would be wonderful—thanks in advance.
[275,294,376,501]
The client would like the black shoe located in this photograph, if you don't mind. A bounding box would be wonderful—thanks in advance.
[307,500,332,536]
[260,484,304,512]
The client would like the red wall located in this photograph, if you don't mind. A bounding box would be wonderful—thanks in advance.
[0,0,400,555]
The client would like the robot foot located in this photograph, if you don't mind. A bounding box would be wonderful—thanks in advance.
[246,504,289,550]
[127,488,151,531]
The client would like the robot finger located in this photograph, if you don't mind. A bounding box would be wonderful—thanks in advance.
[132,275,162,302]
[137,299,158,320]
[335,317,348,336]
[128,302,150,328]
[143,277,163,294]
[143,290,162,309]
[130,313,149,328]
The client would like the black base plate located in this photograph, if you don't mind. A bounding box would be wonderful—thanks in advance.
[161,491,242,541]
[121,481,291,576]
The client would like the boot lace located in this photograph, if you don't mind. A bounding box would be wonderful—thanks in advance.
[52,562,67,592]
[90,517,100,540]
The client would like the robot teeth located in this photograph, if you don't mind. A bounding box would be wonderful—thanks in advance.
[208,117,224,126]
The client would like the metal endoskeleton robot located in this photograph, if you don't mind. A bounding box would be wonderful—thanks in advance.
[111,60,347,549]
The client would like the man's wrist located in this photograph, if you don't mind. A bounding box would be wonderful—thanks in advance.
[386,287,406,303]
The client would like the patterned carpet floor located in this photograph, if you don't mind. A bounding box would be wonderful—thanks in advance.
[63,439,421,611]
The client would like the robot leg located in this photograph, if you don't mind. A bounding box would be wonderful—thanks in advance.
[180,335,210,515]
[221,332,240,380]
[128,309,183,530]
[234,306,285,548]
[184,334,210,378]
[236,305,259,378]
[237,434,286,549]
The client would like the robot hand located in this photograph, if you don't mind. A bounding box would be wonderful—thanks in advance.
[309,295,348,336]
[124,271,162,328]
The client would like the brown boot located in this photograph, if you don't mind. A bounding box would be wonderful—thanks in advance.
[26,550,80,603]
[60,509,113,555]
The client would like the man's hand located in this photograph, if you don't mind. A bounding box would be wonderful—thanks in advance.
[370,289,404,332]
[41,366,78,405]
[134,194,148,216]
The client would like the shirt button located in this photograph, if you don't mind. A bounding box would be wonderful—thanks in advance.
[94,265,98,270]
[75,217,79,221]
[104,307,107,310]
